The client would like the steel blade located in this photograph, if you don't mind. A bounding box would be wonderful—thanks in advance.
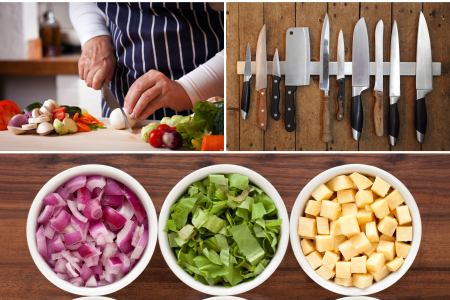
[255,24,267,91]
[244,43,252,77]
[272,48,281,77]
[374,20,384,92]
[101,82,132,132]
[352,18,370,87]
[390,21,400,98]
[285,27,310,86]
[319,14,330,91]
[337,30,345,80]
[416,12,433,90]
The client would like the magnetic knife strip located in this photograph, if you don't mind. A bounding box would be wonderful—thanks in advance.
[236,61,441,76]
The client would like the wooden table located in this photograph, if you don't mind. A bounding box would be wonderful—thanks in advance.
[0,54,80,75]
[0,154,448,299]
[226,3,450,151]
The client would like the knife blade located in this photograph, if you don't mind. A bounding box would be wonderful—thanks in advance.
[101,81,132,132]
[240,43,252,120]
[272,49,281,121]
[351,18,370,141]
[320,14,331,143]
[389,20,401,146]
[255,24,267,130]
[336,30,345,121]
[416,12,433,143]
[285,27,310,132]
[374,20,384,137]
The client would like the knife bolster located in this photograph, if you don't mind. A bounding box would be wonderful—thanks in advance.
[352,86,369,97]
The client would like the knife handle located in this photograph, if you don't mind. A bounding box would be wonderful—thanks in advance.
[272,76,281,121]
[374,90,384,136]
[336,78,345,121]
[415,96,427,143]
[351,94,363,141]
[285,86,297,132]
[322,92,331,143]
[240,80,251,119]
[257,88,267,131]
[389,102,400,146]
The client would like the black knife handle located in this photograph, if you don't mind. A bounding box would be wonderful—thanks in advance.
[415,97,427,143]
[336,78,345,121]
[285,86,297,132]
[240,80,250,119]
[272,76,281,121]
[351,94,363,140]
[390,102,400,146]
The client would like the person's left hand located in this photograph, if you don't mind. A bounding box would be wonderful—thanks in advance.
[124,70,193,120]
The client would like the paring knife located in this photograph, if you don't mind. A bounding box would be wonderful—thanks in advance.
[285,27,310,132]
[351,18,370,141]
[272,49,281,121]
[255,24,267,130]
[101,81,132,132]
[336,30,345,121]
[389,20,401,146]
[320,14,331,142]
[374,20,384,137]
[416,12,433,143]
[240,43,252,120]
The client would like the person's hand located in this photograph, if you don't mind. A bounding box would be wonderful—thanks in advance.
[124,70,193,120]
[78,35,116,90]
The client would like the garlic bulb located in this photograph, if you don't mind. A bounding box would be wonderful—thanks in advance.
[109,108,136,130]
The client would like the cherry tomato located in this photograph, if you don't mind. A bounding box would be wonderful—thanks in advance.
[149,129,164,148]
[0,100,21,131]
[157,124,170,134]
[52,107,66,122]
[170,127,177,130]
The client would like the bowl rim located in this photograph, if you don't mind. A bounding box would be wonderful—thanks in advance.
[158,164,290,296]
[26,164,158,296]
[289,164,422,296]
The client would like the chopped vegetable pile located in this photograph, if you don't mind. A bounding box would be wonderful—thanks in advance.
[36,175,148,287]
[164,173,282,287]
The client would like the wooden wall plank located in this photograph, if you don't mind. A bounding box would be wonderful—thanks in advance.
[263,2,296,151]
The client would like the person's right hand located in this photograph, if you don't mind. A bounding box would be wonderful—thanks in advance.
[78,35,116,90]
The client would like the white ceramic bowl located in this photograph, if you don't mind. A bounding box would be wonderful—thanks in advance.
[27,164,158,296]
[159,164,289,296]
[290,164,421,296]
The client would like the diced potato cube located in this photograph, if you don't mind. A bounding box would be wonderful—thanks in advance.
[306,251,323,270]
[316,217,330,235]
[377,216,398,237]
[365,221,379,243]
[316,265,335,280]
[371,176,391,197]
[300,239,316,255]
[338,240,358,261]
[351,256,367,273]
[337,189,357,204]
[322,251,340,270]
[352,274,374,289]
[385,190,405,210]
[335,261,351,278]
[370,199,390,219]
[342,203,358,217]
[396,226,413,242]
[350,172,373,190]
[386,256,404,272]
[355,190,375,208]
[305,200,322,216]
[377,240,396,261]
[357,209,374,225]
[395,206,412,225]
[326,179,334,192]
[332,175,355,191]
[320,200,340,220]
[335,277,353,287]
[364,242,379,256]
[366,253,386,273]
[395,241,411,258]
[311,184,334,201]
[315,235,335,252]
[339,215,361,238]
[380,234,396,242]
[298,217,317,238]
[334,235,347,252]
[370,265,390,282]
[305,213,316,219]
[330,220,342,236]
[350,232,372,254]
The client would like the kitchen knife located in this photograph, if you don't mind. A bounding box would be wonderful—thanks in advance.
[320,14,331,143]
[374,20,384,137]
[240,43,252,120]
[255,24,267,131]
[351,18,370,141]
[101,81,132,132]
[389,20,400,146]
[336,30,345,121]
[285,27,310,132]
[416,12,433,143]
[272,48,281,121]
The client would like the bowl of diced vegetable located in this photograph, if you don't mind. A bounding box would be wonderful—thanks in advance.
[27,164,158,296]
[290,164,421,296]
[159,164,289,295]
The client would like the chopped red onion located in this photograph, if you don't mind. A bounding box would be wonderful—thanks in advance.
[62,223,77,234]
[61,250,81,272]
[66,242,82,250]
[65,175,86,194]
[64,231,82,246]
[106,257,123,275]
[69,277,84,286]
[84,199,102,223]
[43,193,66,207]
[116,253,131,274]
[77,187,92,211]
[36,225,47,258]
[132,225,144,247]
[38,205,55,224]
[49,235,66,253]
[97,279,109,286]
[102,195,124,207]
[51,210,71,232]
[52,252,63,260]
[116,220,137,253]
[67,200,88,223]
[89,220,113,244]
[85,274,98,287]
[122,188,147,223]
[44,221,56,239]
[56,273,69,281]
[80,263,95,281]
[103,206,127,230]
[90,261,103,275]
[101,243,118,266]
[86,175,106,192]
[53,206,69,218]
[130,229,148,260]
[104,178,123,195]
[66,262,79,278]
[71,215,90,242]
[92,187,105,200]
[56,186,69,201]
[54,258,68,273]
[117,200,134,220]
[77,243,99,259]
[104,269,114,283]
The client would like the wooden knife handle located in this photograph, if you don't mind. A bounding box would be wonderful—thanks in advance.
[322,92,331,143]
[257,88,267,131]
[374,90,383,136]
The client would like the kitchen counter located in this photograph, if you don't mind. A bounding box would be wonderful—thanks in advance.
[0,54,79,75]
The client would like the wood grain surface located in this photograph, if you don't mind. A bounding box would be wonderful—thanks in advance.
[1,154,449,299]
[226,2,450,151]
[0,54,80,75]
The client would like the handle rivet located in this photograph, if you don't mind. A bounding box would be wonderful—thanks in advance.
[287,124,291,128]
[339,115,342,118]
[261,109,264,112]
[274,114,278,117]
[274,96,277,99]
[288,108,291,111]
[274,80,278,83]
[288,91,291,94]
[261,123,264,126]
[261,92,264,95]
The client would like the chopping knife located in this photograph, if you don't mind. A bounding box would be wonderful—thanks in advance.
[320,14,331,142]
[351,18,370,141]
[416,12,433,143]
[101,81,132,132]
[240,43,252,120]
[285,27,310,132]
[272,49,281,121]
[336,30,345,121]
[255,24,267,130]
[389,21,400,146]
[374,20,384,137]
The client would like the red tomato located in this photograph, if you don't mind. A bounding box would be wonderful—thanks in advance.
[149,130,164,148]
[0,100,21,130]
[157,124,170,134]
[52,107,66,122]
[170,127,177,130]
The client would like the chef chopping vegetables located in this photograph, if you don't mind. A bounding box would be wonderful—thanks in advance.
[70,2,224,120]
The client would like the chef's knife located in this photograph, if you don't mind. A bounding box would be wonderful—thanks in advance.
[285,27,310,132]
[416,12,433,143]
[320,14,331,142]
[240,43,252,120]
[351,18,370,141]
[255,24,267,131]
[336,30,345,121]
[272,48,281,121]
[389,20,400,146]
[374,20,384,137]
[101,81,132,132]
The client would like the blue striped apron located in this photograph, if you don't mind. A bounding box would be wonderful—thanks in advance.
[96,2,224,119]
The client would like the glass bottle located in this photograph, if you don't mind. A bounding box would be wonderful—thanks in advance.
[40,8,61,57]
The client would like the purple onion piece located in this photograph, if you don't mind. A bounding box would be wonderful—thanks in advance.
[77,187,92,211]
[84,199,102,223]
[65,175,87,194]
[101,195,124,207]
[51,210,71,232]
[36,225,47,258]
[106,257,123,275]
[104,178,123,195]
[122,187,146,223]
[85,274,97,287]
[43,193,66,207]
[38,205,55,225]
[130,229,148,260]
[64,231,82,246]
[102,206,127,230]
[69,277,84,286]
[80,263,95,281]
[56,186,69,201]
[116,220,137,253]
[86,175,106,192]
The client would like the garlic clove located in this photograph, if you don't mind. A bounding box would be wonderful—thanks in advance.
[7,126,26,135]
